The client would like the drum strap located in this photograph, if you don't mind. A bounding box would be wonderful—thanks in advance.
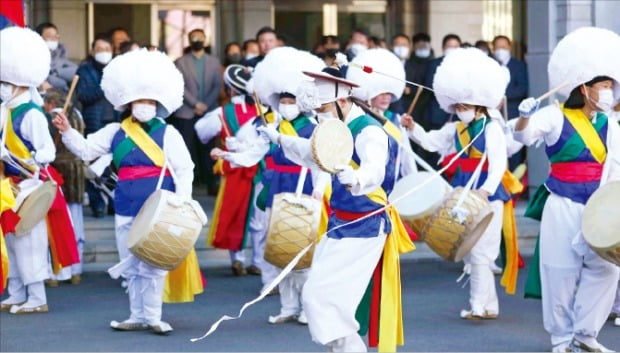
[114,117,165,168]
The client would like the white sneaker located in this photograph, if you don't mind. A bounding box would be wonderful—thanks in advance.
[490,262,503,275]
[614,317,620,327]
[552,341,571,352]
[268,314,296,324]
[297,311,308,325]
[570,338,614,352]
[148,320,173,334]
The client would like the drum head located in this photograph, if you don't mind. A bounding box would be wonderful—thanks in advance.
[582,181,620,250]
[127,189,167,249]
[310,119,354,174]
[389,171,450,218]
[15,180,57,236]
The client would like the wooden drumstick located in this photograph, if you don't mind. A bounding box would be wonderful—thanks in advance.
[62,75,80,115]
[406,86,424,116]
[252,92,268,125]
[218,107,232,138]
[536,81,568,102]
[502,96,509,121]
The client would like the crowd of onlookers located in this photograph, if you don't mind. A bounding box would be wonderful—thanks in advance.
[33,23,529,217]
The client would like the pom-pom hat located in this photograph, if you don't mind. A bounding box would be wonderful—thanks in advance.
[0,27,51,88]
[101,49,184,117]
[346,48,406,102]
[432,47,510,114]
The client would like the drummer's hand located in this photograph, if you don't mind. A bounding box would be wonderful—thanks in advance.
[335,164,358,187]
[210,147,226,160]
[257,125,280,144]
[476,189,490,200]
[51,111,71,132]
[518,97,540,118]
[400,114,414,130]
[311,190,323,200]
[225,137,240,151]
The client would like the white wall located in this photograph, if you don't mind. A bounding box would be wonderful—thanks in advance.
[50,0,87,62]
[428,0,483,53]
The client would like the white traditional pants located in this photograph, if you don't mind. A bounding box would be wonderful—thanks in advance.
[613,278,620,316]
[302,230,386,352]
[277,268,309,317]
[463,200,503,316]
[540,194,620,346]
[3,220,49,307]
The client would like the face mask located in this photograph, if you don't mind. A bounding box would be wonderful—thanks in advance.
[226,53,241,64]
[0,82,15,102]
[444,47,456,57]
[245,53,257,61]
[415,48,431,58]
[279,103,300,121]
[46,40,59,51]
[132,103,157,122]
[456,109,476,124]
[94,52,112,65]
[325,49,338,57]
[493,48,511,63]
[588,88,614,112]
[190,40,204,51]
[393,46,409,60]
[350,43,368,56]
[316,111,335,123]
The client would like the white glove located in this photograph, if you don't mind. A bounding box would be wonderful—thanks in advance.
[225,137,241,151]
[257,124,280,144]
[518,97,540,118]
[335,164,358,186]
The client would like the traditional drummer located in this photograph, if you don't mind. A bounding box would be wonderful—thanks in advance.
[401,48,517,320]
[514,27,620,352]
[0,27,56,314]
[52,49,194,334]
[259,66,415,352]
[220,47,330,324]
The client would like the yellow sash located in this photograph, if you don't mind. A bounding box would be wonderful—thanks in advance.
[4,110,35,171]
[163,248,204,303]
[120,118,165,167]
[350,160,415,352]
[562,106,607,164]
[455,121,484,158]
[1,178,17,290]
[382,120,402,143]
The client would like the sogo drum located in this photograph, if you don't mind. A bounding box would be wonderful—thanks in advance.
[582,180,620,266]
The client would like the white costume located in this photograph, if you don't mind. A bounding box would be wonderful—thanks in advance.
[1,27,55,314]
[406,48,511,319]
[513,27,620,351]
[346,48,417,179]
[61,50,192,333]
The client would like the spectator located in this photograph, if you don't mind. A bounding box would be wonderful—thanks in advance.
[475,40,491,56]
[35,22,77,94]
[345,28,370,60]
[108,27,130,56]
[277,34,287,47]
[492,35,529,170]
[75,33,116,217]
[318,35,341,66]
[398,33,433,119]
[118,40,139,55]
[242,39,260,62]
[223,41,242,66]
[242,26,278,68]
[391,33,411,64]
[173,28,223,194]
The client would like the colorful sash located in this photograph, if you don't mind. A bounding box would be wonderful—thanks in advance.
[562,107,606,163]
[0,178,16,294]
[113,118,166,168]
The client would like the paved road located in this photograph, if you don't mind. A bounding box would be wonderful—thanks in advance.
[2,259,618,352]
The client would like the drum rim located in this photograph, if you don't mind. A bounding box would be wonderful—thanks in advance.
[582,181,620,250]
[14,180,58,236]
[310,119,354,174]
[389,171,450,217]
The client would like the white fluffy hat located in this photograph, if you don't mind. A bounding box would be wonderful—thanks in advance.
[101,49,184,117]
[433,47,510,114]
[251,46,325,110]
[0,27,51,87]
[549,27,620,99]
[346,48,406,102]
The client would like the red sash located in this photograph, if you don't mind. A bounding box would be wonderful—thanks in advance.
[550,161,602,183]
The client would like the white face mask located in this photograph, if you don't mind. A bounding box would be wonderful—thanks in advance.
[350,43,368,56]
[444,47,457,57]
[0,82,15,102]
[279,103,300,121]
[393,46,409,60]
[94,52,112,65]
[132,103,157,122]
[245,54,257,61]
[316,111,335,123]
[456,109,476,124]
[493,48,511,64]
[589,88,614,112]
[415,48,431,58]
[46,40,59,51]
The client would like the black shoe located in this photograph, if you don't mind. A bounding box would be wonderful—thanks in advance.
[231,261,247,276]
[246,265,262,276]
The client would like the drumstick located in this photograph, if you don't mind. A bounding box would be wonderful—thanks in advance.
[502,96,508,121]
[62,75,80,115]
[218,107,232,138]
[537,81,568,102]
[406,86,424,116]
[252,92,268,125]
